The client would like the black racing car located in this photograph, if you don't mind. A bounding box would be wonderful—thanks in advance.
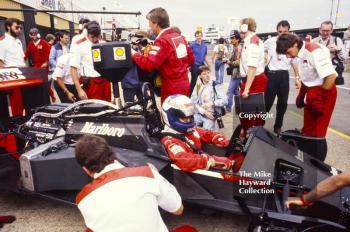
[0,83,349,232]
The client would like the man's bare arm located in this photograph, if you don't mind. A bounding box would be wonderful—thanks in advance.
[70,66,87,99]
[286,171,350,208]
[322,74,337,89]
[242,66,256,98]
[0,59,5,68]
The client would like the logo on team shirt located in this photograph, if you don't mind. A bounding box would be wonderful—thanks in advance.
[171,36,188,59]
[80,122,125,137]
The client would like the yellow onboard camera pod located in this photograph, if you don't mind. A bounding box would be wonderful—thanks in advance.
[92,42,133,82]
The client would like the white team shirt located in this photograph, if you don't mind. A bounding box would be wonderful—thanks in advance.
[240,33,265,77]
[0,33,25,67]
[77,161,182,232]
[296,42,337,87]
[70,37,100,77]
[70,33,84,51]
[264,36,296,71]
[52,54,76,85]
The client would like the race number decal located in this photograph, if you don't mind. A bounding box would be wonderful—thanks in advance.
[0,68,25,82]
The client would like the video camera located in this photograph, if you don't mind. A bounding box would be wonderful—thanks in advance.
[128,32,152,49]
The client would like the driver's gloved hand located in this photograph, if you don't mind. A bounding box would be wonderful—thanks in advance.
[209,155,233,169]
[228,153,245,173]
[296,83,308,108]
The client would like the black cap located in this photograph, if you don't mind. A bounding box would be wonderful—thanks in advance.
[230,30,240,39]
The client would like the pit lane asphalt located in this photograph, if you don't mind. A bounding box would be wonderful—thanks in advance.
[1,71,349,232]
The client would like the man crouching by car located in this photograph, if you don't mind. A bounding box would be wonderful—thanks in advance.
[75,135,183,232]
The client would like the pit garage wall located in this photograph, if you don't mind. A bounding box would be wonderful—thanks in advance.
[0,0,78,43]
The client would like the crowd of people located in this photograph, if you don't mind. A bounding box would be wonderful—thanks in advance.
[0,6,350,232]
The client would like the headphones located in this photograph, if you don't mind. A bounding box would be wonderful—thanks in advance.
[240,24,248,33]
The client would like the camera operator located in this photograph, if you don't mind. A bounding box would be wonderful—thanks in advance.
[191,65,227,131]
[121,30,151,104]
[131,7,194,104]
[75,135,184,232]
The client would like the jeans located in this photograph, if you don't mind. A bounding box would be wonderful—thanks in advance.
[190,64,201,95]
[194,113,216,131]
[226,77,240,112]
[215,59,225,84]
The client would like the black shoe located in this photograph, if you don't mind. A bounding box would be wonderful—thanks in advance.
[274,128,281,135]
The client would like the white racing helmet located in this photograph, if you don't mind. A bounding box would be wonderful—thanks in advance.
[162,95,195,133]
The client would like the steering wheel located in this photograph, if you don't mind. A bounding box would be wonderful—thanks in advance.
[225,123,243,156]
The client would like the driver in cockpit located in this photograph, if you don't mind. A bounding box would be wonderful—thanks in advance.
[160,94,244,172]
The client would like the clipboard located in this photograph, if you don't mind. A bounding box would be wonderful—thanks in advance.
[234,92,266,114]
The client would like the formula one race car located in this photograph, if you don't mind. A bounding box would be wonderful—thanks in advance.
[0,82,349,232]
[0,40,349,231]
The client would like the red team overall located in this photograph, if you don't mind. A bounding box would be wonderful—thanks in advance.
[277,33,337,137]
[160,95,244,172]
[132,8,194,103]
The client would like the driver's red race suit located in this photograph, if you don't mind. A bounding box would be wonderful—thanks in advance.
[132,27,195,103]
[160,127,244,172]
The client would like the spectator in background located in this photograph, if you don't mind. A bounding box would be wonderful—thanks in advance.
[191,65,226,131]
[172,26,181,34]
[24,28,50,68]
[0,18,25,68]
[225,30,242,113]
[312,21,347,60]
[49,31,69,70]
[45,34,55,47]
[343,25,350,41]
[189,30,210,95]
[75,135,184,232]
[312,20,347,85]
[212,37,229,84]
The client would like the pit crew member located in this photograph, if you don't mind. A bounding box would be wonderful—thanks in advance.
[276,33,337,137]
[70,21,111,102]
[0,18,25,68]
[131,7,195,103]
[263,20,300,135]
[238,18,268,136]
[75,135,184,232]
[52,54,79,103]
[161,94,244,172]
[286,171,350,208]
